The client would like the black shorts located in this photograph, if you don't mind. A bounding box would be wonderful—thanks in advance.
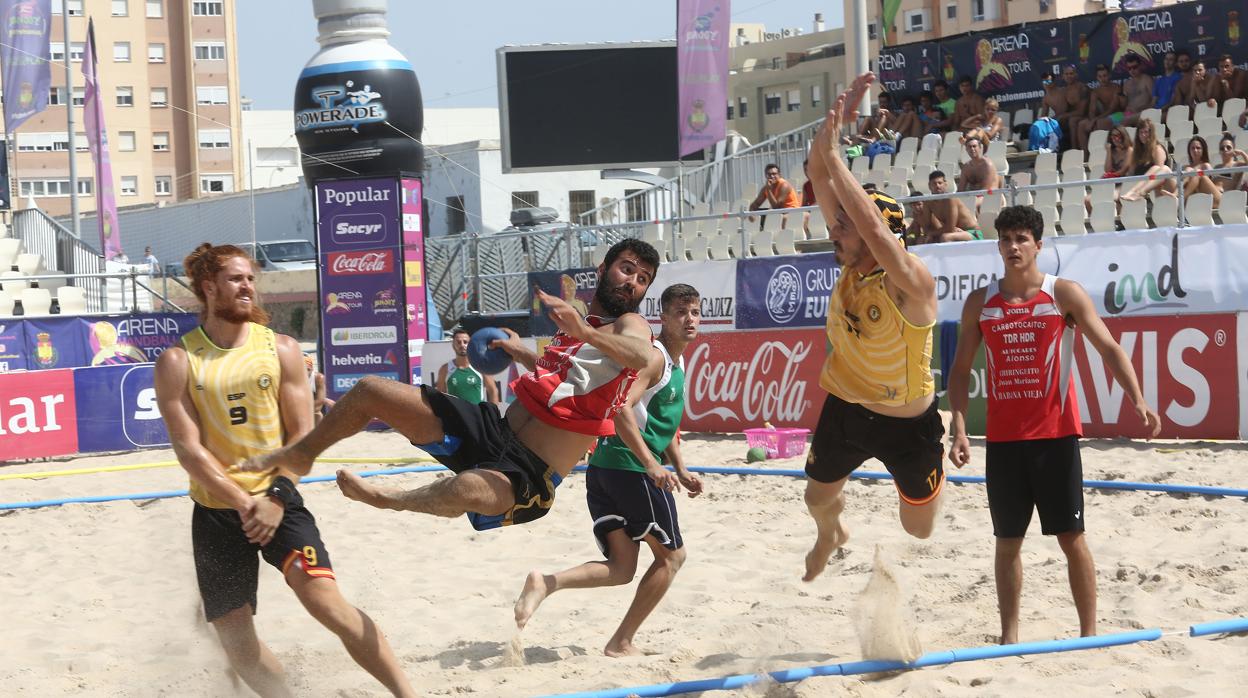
[586,466,683,558]
[986,435,1085,538]
[805,392,945,504]
[191,487,333,623]
[414,384,559,529]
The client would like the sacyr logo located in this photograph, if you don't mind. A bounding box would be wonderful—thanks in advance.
[296,80,386,132]
[1104,235,1186,315]
[765,264,803,324]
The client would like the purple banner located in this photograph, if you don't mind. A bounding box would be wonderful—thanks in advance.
[82,20,121,261]
[73,363,170,452]
[0,313,196,372]
[315,178,408,400]
[734,252,840,330]
[0,318,28,371]
[400,177,426,350]
[677,0,729,157]
[527,267,598,337]
[0,0,51,133]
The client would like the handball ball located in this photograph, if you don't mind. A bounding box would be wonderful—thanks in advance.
[468,327,512,375]
[746,446,768,463]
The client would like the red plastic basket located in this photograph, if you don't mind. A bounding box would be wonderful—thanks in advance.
[743,427,810,459]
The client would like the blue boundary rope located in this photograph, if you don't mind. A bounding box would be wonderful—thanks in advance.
[3,464,1247,511]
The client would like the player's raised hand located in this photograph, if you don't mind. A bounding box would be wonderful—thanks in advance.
[536,288,591,340]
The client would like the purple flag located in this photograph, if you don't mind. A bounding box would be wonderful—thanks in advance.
[677,0,730,157]
[0,0,52,133]
[82,19,121,260]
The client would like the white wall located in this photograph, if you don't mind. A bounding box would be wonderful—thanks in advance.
[242,111,304,190]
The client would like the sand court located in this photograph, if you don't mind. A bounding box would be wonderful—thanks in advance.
[3,430,1248,696]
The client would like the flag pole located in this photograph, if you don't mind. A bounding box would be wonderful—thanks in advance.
[62,2,80,237]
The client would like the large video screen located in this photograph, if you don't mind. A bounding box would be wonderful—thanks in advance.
[497,43,702,172]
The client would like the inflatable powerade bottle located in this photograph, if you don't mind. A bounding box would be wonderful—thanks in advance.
[294,0,423,183]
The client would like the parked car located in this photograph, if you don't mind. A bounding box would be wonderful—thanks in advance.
[239,239,317,272]
[502,207,597,248]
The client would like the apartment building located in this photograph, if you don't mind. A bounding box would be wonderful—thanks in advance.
[5,0,243,219]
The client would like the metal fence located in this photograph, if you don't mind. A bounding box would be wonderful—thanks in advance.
[11,208,108,312]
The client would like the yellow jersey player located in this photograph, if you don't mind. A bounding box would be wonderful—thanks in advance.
[154,243,414,697]
[801,73,945,583]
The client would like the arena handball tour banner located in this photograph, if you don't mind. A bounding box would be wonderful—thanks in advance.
[0,313,197,373]
[877,0,1247,104]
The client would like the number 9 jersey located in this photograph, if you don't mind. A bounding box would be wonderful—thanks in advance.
[181,323,284,508]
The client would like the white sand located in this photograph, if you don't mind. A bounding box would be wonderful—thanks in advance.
[3,430,1248,696]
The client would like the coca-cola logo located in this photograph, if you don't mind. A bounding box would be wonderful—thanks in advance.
[684,338,814,424]
[328,250,393,275]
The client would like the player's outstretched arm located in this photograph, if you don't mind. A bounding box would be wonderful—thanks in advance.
[947,289,987,469]
[536,287,653,370]
[1056,279,1162,437]
[154,347,255,514]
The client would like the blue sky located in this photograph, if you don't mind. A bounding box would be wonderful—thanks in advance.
[237,2,844,110]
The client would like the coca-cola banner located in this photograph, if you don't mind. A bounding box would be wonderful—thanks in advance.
[640,258,737,332]
[735,252,840,329]
[682,327,825,431]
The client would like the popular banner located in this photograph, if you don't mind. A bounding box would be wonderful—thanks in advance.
[639,258,737,332]
[73,363,169,452]
[735,252,840,330]
[676,0,729,157]
[0,0,51,133]
[0,368,77,460]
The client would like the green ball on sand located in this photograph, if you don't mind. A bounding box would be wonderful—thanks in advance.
[746,446,768,463]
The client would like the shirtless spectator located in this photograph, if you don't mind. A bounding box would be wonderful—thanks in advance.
[1074,65,1125,151]
[1216,54,1248,101]
[1187,60,1220,110]
[954,77,986,130]
[1121,57,1154,127]
[1171,50,1195,110]
[911,170,980,243]
[855,93,896,143]
[1055,65,1090,149]
[893,97,923,140]
[1039,73,1064,120]
[962,98,1005,144]
[1152,52,1181,114]
[958,137,1001,209]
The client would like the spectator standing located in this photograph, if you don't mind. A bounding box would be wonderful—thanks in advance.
[143,246,160,276]
[801,159,817,236]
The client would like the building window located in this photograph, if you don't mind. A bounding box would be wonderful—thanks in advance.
[198,129,231,149]
[445,195,466,233]
[150,87,168,107]
[947,4,957,19]
[256,147,297,166]
[111,0,127,16]
[569,190,595,224]
[120,176,138,196]
[972,0,999,21]
[154,176,171,196]
[764,92,781,115]
[200,174,234,194]
[904,10,930,33]
[867,22,878,40]
[113,42,130,62]
[116,86,134,107]
[145,0,162,18]
[786,89,801,112]
[192,0,223,16]
[511,191,539,210]
[50,42,65,62]
[72,87,84,106]
[196,86,228,105]
[148,43,165,62]
[19,178,93,197]
[48,87,67,105]
[64,0,83,16]
[152,132,169,151]
[70,42,84,61]
[194,42,226,61]
[624,189,649,222]
[812,84,822,107]
[118,131,136,151]
[738,97,748,118]
[17,132,63,152]
[726,100,734,121]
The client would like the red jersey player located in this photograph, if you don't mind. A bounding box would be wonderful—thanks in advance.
[946,205,1160,645]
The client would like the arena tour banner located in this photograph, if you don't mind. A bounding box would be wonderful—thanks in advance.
[0,313,197,373]
[315,177,426,400]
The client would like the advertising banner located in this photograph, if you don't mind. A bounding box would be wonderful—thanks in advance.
[640,258,736,332]
[22,317,91,370]
[877,40,940,97]
[73,363,169,452]
[0,0,51,133]
[941,26,1046,106]
[400,177,427,348]
[735,252,840,330]
[315,178,409,399]
[82,20,122,261]
[0,320,27,372]
[0,368,77,460]
[528,267,598,337]
[0,313,197,373]
[676,0,730,157]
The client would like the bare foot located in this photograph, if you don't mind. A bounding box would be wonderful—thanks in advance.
[239,444,313,474]
[336,469,387,508]
[802,523,849,582]
[513,571,553,630]
[1120,191,1140,202]
[603,638,646,657]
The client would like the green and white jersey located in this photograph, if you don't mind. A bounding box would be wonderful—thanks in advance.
[445,361,486,404]
[589,340,685,473]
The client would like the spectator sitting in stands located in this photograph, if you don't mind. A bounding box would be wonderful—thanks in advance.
[1152,51,1181,114]
[958,136,1001,209]
[1074,64,1125,151]
[1055,65,1090,149]
[1186,60,1219,110]
[918,92,950,135]
[851,93,895,144]
[1170,50,1195,116]
[1086,125,1133,213]
[893,96,923,140]
[911,170,980,243]
[933,81,956,121]
[1212,133,1248,194]
[954,77,986,131]
[1121,56,1154,127]
[1181,136,1224,208]
[1240,107,1248,130]
[1216,54,1248,101]
[961,97,1005,144]
[748,162,801,229]
[1120,118,1176,202]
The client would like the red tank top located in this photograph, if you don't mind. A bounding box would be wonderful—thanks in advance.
[979,275,1082,442]
[511,316,642,436]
